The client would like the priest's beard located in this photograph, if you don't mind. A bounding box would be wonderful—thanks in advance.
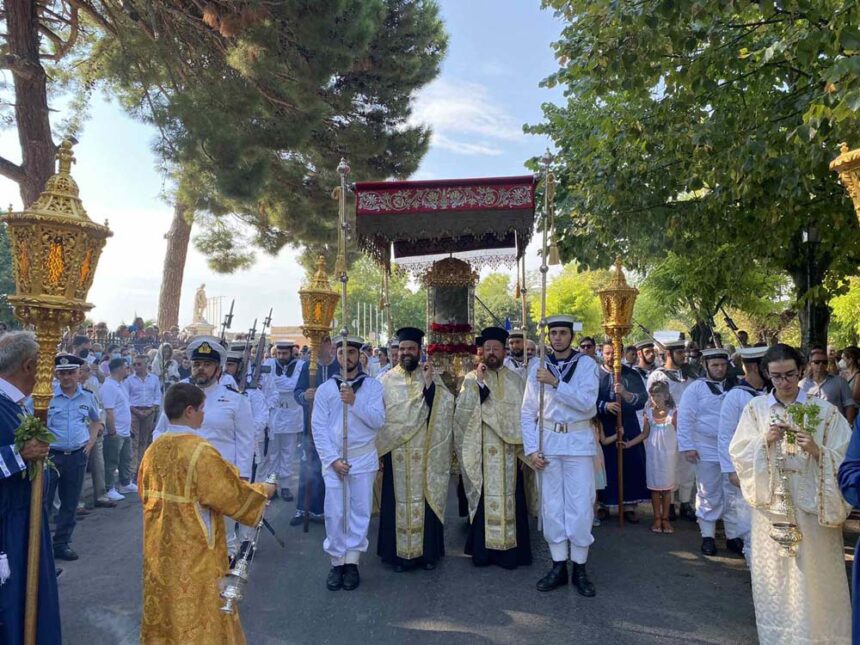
[484,354,502,370]
[401,354,419,372]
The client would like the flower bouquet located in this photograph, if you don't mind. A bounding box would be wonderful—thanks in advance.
[783,401,822,455]
[13,413,56,480]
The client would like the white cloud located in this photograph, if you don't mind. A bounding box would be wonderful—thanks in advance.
[410,79,523,156]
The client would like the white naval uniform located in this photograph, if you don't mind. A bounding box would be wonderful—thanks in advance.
[678,378,728,538]
[246,386,269,465]
[219,373,239,389]
[153,380,256,478]
[520,353,599,564]
[312,373,385,566]
[647,367,696,504]
[718,383,761,564]
[262,358,306,489]
[503,356,528,381]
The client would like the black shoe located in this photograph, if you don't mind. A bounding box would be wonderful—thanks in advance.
[280,488,294,502]
[668,504,677,521]
[623,510,640,524]
[310,513,325,524]
[289,512,305,527]
[53,545,78,561]
[422,561,436,571]
[701,537,717,556]
[326,565,344,590]
[725,538,744,556]
[571,562,596,597]
[681,503,696,521]
[536,561,568,592]
[342,564,360,590]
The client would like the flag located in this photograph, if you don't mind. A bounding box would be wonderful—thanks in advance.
[504,316,512,331]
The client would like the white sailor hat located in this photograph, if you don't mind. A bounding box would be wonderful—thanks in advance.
[508,328,525,340]
[334,335,365,350]
[274,340,295,350]
[635,340,655,350]
[738,346,768,361]
[229,341,246,353]
[187,336,226,365]
[388,339,400,349]
[225,351,244,364]
[702,347,730,361]
[662,339,686,351]
[545,315,575,330]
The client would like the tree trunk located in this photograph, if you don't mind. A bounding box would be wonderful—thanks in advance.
[157,203,193,330]
[6,0,55,205]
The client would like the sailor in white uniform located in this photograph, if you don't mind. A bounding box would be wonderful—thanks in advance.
[521,314,600,597]
[313,336,384,592]
[503,328,528,380]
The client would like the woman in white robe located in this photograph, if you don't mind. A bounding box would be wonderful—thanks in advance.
[730,343,851,645]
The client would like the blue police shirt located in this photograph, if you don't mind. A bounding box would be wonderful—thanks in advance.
[47,385,100,451]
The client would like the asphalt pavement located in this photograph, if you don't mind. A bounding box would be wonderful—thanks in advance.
[54,476,762,645]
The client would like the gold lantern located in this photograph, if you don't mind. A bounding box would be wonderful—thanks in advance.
[297,255,339,531]
[830,142,860,220]
[597,258,638,527]
[2,139,111,645]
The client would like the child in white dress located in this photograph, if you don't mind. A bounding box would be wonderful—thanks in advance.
[642,380,678,533]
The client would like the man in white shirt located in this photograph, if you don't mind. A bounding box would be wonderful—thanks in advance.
[124,355,161,471]
[101,357,135,501]
[521,314,600,597]
[678,347,735,556]
[313,336,384,591]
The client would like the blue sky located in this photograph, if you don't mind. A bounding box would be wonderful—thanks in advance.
[0,1,563,331]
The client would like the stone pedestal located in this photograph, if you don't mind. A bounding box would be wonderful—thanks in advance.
[183,320,216,338]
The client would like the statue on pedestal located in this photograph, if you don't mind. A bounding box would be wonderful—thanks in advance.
[193,284,208,323]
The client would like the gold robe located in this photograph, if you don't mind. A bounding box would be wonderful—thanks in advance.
[139,432,269,645]
[377,365,454,559]
[454,367,525,550]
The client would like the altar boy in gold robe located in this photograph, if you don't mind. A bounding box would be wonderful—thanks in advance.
[377,327,455,571]
[139,383,275,645]
[455,327,532,568]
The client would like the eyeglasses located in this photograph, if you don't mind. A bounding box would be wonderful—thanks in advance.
[769,370,799,382]
[580,343,594,349]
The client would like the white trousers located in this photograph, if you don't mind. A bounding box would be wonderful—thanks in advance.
[694,460,724,537]
[723,474,752,563]
[323,470,375,566]
[676,452,696,504]
[541,455,595,564]
[261,433,297,489]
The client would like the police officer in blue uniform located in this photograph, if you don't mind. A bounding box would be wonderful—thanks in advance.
[46,353,102,561]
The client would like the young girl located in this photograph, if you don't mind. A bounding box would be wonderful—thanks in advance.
[642,381,678,533]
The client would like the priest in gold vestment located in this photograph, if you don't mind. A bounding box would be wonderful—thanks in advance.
[729,344,852,645]
[139,383,275,644]
[454,327,531,569]
[377,327,454,571]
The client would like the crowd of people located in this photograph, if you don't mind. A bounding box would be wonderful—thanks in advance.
[3,320,860,644]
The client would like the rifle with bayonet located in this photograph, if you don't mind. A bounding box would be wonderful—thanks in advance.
[238,319,257,393]
[247,308,273,390]
[220,299,235,345]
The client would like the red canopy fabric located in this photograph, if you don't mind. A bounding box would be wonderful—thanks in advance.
[354,175,537,264]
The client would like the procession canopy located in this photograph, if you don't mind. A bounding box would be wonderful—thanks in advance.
[354,175,537,270]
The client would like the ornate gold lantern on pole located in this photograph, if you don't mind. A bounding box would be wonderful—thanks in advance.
[598,259,638,528]
[298,255,339,531]
[830,142,860,219]
[2,139,112,645]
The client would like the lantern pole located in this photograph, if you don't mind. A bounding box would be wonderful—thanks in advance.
[598,259,638,529]
[299,256,339,532]
[3,140,112,645]
[336,158,351,534]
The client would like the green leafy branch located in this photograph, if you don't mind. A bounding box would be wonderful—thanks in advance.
[13,414,57,480]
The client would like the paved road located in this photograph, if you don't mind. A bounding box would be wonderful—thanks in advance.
[55,476,760,645]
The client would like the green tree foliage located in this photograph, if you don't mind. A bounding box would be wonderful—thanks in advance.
[474,273,524,332]
[829,277,860,346]
[530,0,860,348]
[336,255,425,340]
[95,0,448,269]
[531,264,604,337]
